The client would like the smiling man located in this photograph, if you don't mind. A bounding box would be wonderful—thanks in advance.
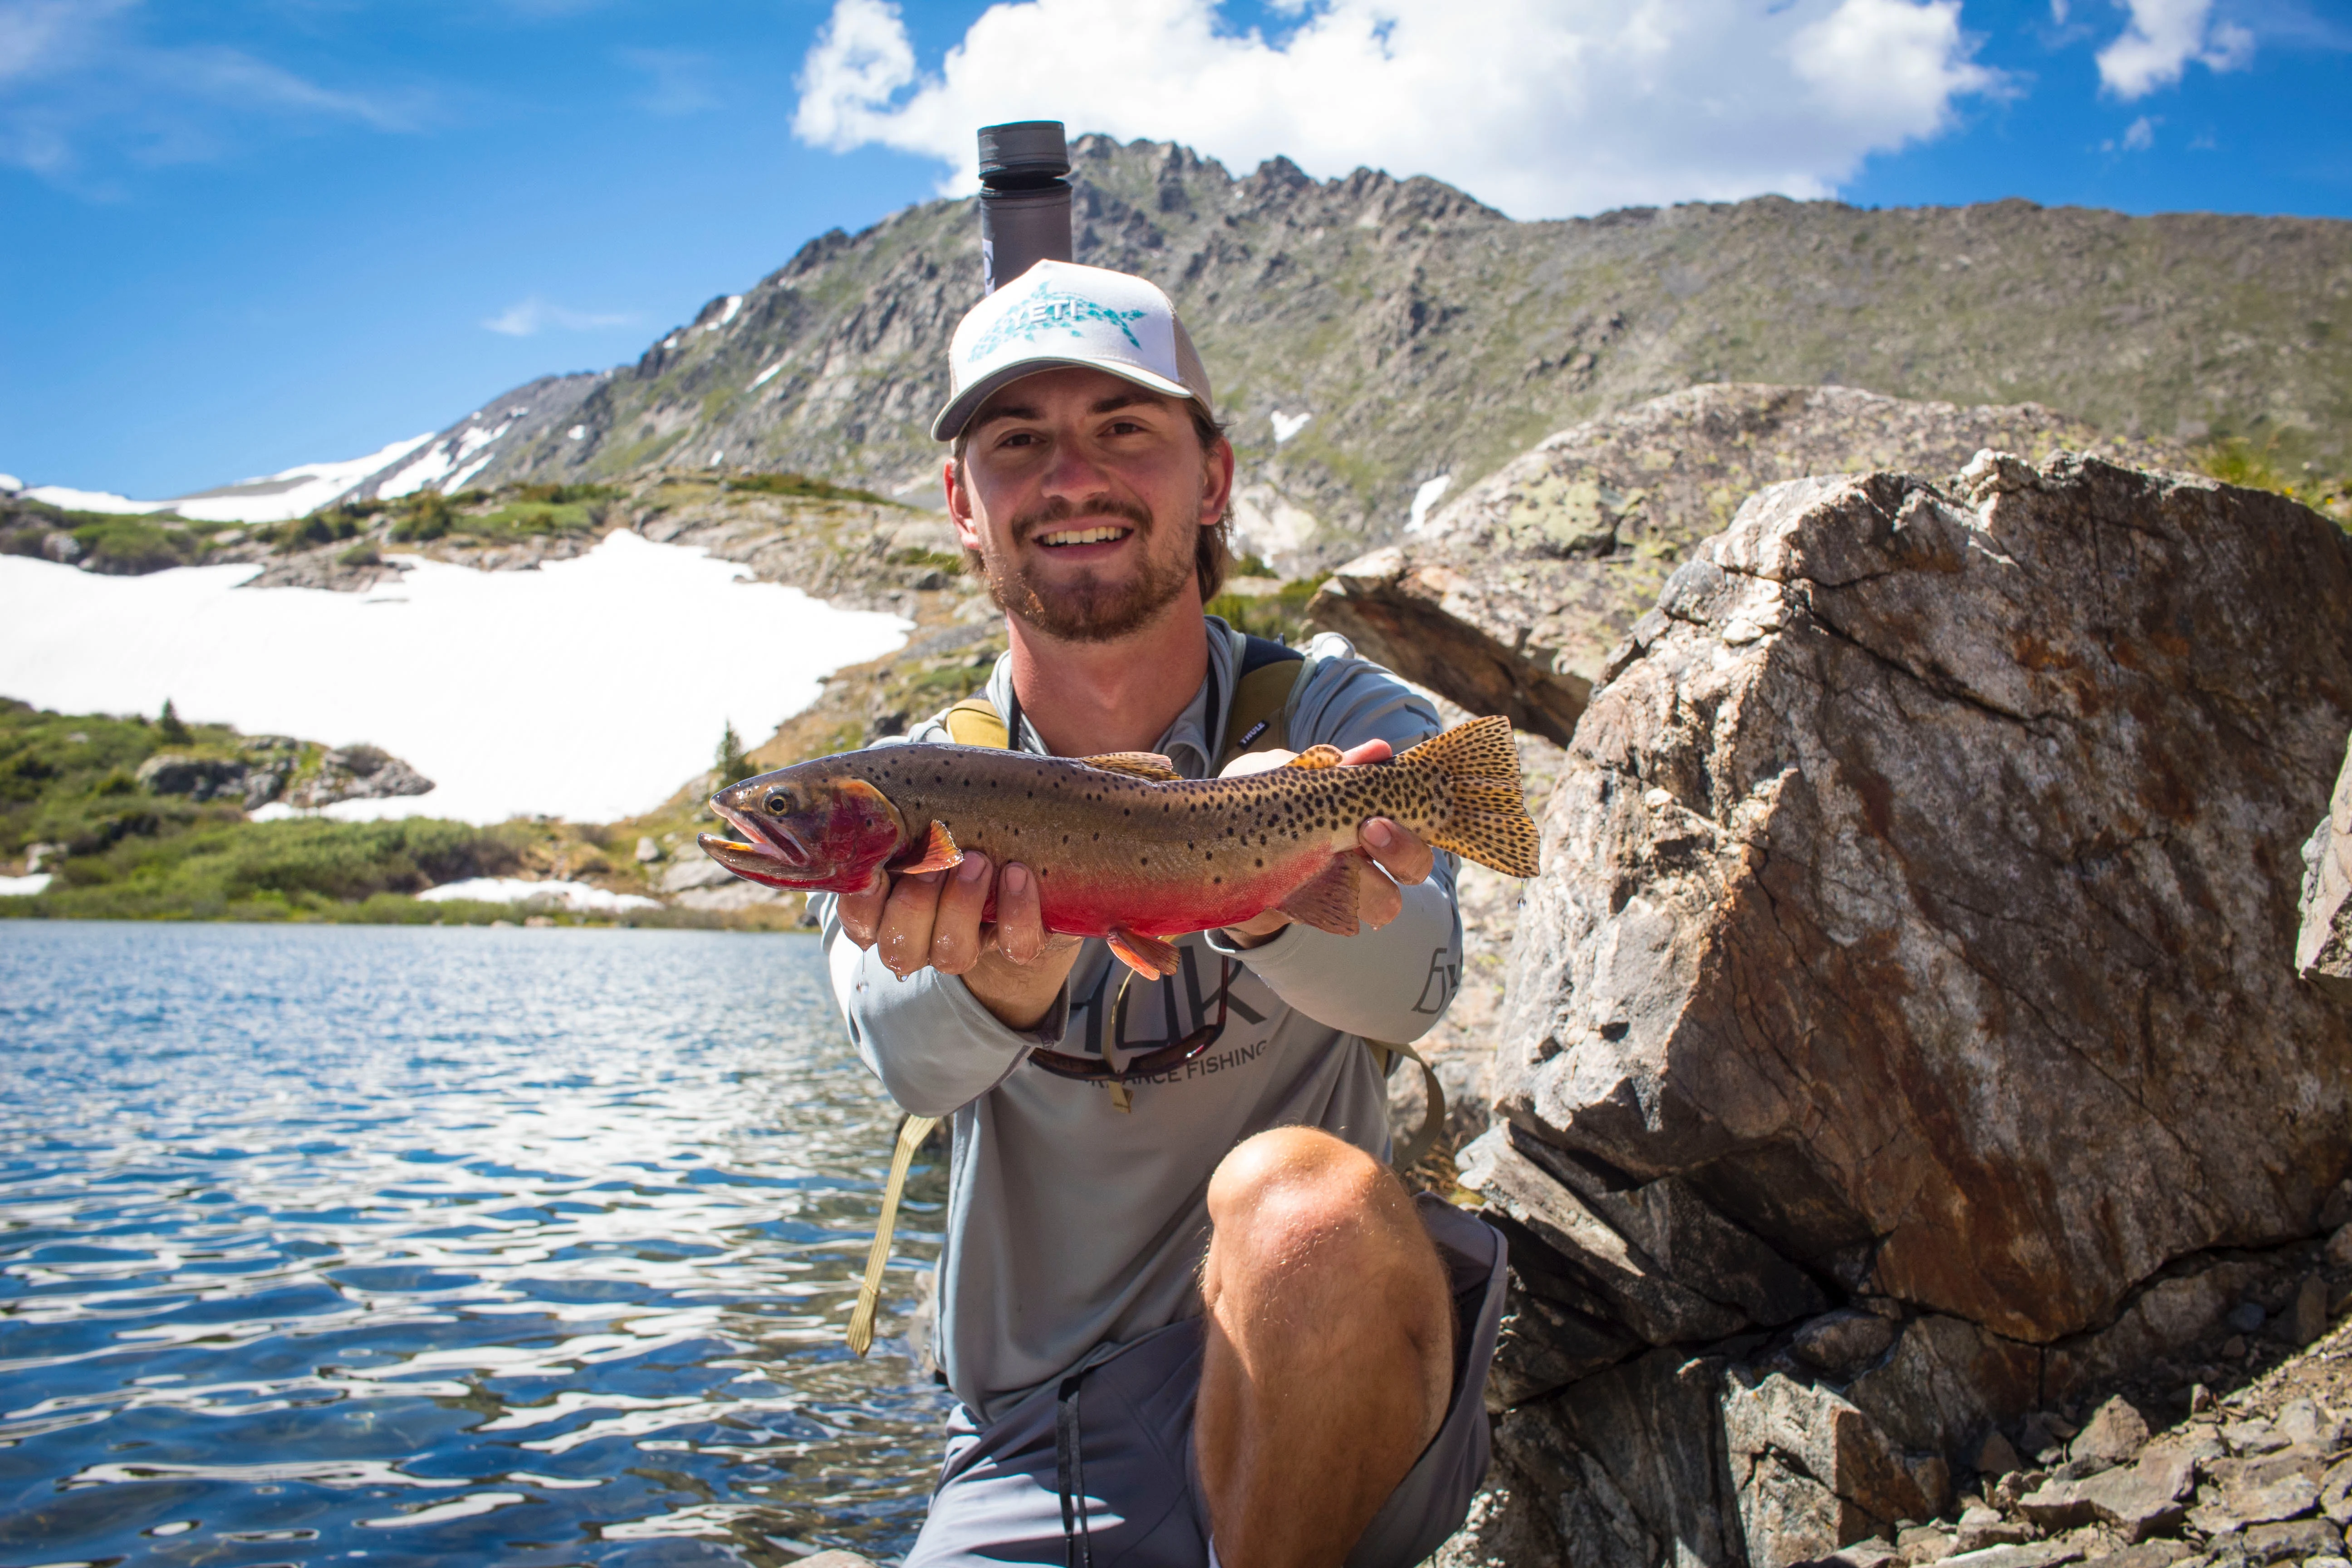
[814,260,1505,1568]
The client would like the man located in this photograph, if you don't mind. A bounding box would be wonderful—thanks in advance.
[815,260,1505,1568]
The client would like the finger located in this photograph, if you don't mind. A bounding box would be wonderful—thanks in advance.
[836,867,891,948]
[994,863,1046,965]
[1358,817,1434,886]
[929,852,993,975]
[876,870,945,978]
[1337,738,1393,766]
[1357,854,1405,930]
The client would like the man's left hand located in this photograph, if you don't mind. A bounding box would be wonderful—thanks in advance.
[1218,738,1434,946]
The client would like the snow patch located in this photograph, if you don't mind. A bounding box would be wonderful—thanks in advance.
[0,532,909,823]
[0,474,21,495]
[22,486,172,514]
[443,455,495,495]
[377,445,455,500]
[168,433,437,523]
[567,426,588,441]
[750,361,786,390]
[0,872,52,897]
[1405,474,1452,534]
[714,295,743,328]
[417,879,659,913]
[1270,410,1311,444]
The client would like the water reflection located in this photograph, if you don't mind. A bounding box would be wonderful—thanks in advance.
[0,921,948,1565]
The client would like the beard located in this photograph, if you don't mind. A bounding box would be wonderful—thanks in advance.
[976,494,1196,645]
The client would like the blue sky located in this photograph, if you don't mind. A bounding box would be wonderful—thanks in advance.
[2,0,2345,500]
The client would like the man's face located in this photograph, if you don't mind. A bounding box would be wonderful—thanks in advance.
[946,366,1232,645]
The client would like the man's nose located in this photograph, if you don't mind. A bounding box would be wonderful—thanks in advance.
[1038,433,1111,499]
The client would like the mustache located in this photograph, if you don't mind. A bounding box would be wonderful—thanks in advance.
[1012,495,1153,542]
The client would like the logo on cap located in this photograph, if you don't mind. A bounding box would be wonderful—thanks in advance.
[965,285,1151,362]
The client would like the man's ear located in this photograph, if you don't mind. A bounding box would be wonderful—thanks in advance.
[945,457,985,551]
[1198,434,1236,530]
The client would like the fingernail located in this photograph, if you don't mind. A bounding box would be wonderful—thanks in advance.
[1363,819,1394,848]
[910,870,942,887]
[1004,864,1029,896]
[958,853,990,883]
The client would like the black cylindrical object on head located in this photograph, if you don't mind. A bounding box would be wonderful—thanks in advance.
[977,121,1071,295]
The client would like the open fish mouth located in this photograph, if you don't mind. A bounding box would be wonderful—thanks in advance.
[709,801,812,867]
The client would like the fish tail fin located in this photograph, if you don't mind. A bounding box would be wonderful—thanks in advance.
[1402,715,1542,879]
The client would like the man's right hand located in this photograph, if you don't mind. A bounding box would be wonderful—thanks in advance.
[836,852,1083,1031]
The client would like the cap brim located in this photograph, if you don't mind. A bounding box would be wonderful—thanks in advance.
[931,357,1196,442]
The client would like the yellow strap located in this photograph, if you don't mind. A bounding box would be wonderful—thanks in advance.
[943,696,1008,749]
[1369,1039,1447,1172]
[847,1112,941,1358]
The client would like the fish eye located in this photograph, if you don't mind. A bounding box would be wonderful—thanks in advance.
[765,792,789,813]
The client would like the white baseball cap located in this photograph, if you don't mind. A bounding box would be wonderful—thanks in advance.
[931,259,1215,442]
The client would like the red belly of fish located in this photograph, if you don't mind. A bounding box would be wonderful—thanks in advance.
[976,839,1339,940]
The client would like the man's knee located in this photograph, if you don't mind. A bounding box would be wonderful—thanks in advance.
[1205,1127,1428,1290]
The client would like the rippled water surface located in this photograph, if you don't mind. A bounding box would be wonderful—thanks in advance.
[0,921,949,1566]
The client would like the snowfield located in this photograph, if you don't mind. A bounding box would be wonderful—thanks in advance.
[18,434,436,524]
[0,531,909,823]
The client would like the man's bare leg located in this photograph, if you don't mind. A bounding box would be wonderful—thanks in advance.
[1194,1127,1455,1568]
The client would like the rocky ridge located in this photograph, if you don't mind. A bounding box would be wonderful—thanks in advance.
[369,138,2352,575]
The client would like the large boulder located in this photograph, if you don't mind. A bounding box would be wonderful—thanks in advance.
[1307,385,2176,745]
[2300,738,2352,996]
[1445,452,2352,1566]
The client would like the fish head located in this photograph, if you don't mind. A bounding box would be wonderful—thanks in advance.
[700,763,909,893]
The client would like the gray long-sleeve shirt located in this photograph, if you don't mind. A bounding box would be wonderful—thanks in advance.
[813,622,1464,1422]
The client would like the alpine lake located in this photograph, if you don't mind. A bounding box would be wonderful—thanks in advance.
[0,920,951,1566]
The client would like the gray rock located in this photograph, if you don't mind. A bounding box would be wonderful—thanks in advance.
[2291,1278,2332,1349]
[2223,1420,2290,1457]
[1955,1504,2037,1552]
[2073,1398,2153,1468]
[1793,1310,1902,1376]
[2319,1455,2352,1524]
[2021,1445,2195,1541]
[2229,1303,2270,1336]
[1937,1543,2084,1568]
[661,847,738,893]
[2239,1517,2341,1563]
[135,753,248,802]
[2295,735,2352,996]
[2194,1453,2324,1530]
[1491,456,2352,1351]
[1724,1368,1944,1562]
[1977,1430,2027,1480]
[2076,1545,2191,1568]
[282,745,434,809]
[635,836,662,863]
[1455,1127,1749,1345]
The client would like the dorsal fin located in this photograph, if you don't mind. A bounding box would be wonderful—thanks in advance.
[891,819,963,875]
[1082,752,1181,782]
[1284,744,1344,770]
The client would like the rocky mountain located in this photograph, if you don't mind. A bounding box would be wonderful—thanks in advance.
[348,136,2352,574]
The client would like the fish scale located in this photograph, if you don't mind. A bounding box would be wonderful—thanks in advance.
[701,715,1540,978]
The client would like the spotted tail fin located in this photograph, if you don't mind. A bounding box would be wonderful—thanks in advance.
[1401,715,1541,879]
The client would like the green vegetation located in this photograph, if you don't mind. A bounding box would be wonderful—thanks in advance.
[715,721,754,790]
[71,514,205,574]
[889,545,966,574]
[1207,577,1323,644]
[719,471,897,506]
[2195,437,2352,526]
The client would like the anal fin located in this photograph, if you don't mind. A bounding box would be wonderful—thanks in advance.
[892,819,964,875]
[1107,926,1183,979]
[1082,752,1181,781]
[1276,852,1364,936]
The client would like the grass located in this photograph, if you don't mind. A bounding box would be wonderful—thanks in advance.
[70,516,205,574]
[1206,577,1323,644]
[2195,436,2352,526]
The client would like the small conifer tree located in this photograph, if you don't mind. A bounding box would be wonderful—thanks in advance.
[715,721,750,789]
[159,698,191,744]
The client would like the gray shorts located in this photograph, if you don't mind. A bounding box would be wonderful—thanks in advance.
[904,1194,1507,1568]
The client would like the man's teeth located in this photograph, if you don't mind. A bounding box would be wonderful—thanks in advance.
[1038,526,1131,547]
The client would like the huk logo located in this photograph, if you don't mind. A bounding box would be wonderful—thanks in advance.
[1411,948,1458,1015]
[969,286,1148,362]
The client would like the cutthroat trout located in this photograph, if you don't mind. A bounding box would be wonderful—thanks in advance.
[699,715,1540,978]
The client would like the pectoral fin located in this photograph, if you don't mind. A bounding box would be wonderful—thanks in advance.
[1284,745,1344,770]
[1275,853,1364,936]
[1082,752,1181,782]
[892,820,964,875]
[1107,926,1183,979]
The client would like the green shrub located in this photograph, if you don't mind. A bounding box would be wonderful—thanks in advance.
[389,494,452,543]
[71,517,202,574]
[720,471,896,506]
[338,543,382,568]
[1206,577,1323,644]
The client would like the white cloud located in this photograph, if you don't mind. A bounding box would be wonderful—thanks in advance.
[0,0,420,184]
[482,297,640,337]
[790,0,2003,219]
[2096,0,2254,97]
[2122,113,2157,148]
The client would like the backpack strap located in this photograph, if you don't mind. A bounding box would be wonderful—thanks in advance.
[848,1111,941,1357]
[1216,631,1306,773]
[1365,1039,1447,1173]
[943,695,1009,749]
